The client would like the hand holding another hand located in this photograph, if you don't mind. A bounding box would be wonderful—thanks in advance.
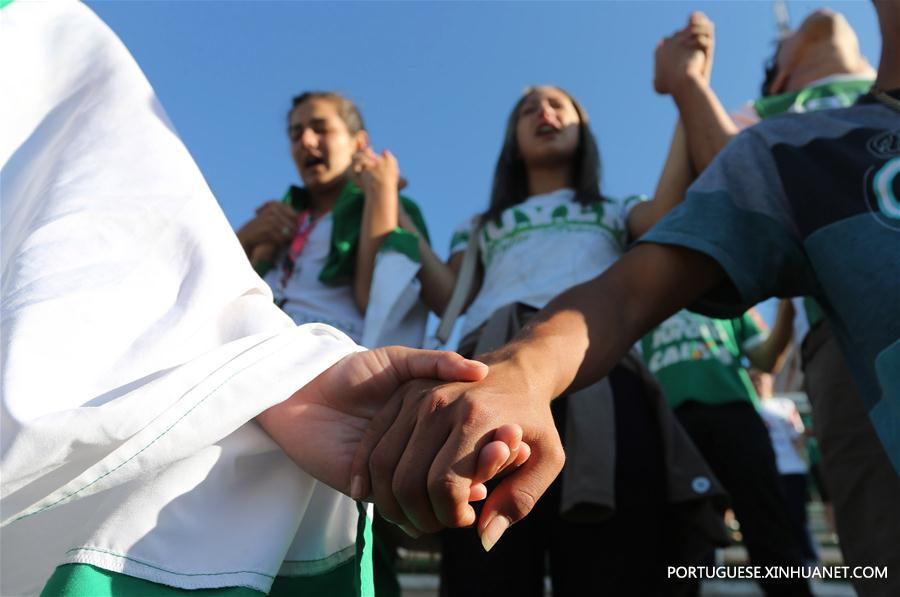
[350,352,565,551]
[654,12,715,95]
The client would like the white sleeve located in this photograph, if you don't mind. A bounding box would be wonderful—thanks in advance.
[0,0,356,529]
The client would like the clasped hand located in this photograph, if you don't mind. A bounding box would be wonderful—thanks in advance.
[256,345,564,552]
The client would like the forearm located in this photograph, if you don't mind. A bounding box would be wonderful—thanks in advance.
[753,300,795,373]
[628,119,694,239]
[415,243,463,316]
[672,73,739,174]
[485,243,723,399]
[354,186,399,312]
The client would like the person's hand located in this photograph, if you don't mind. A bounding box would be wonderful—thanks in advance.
[255,346,524,513]
[654,12,715,95]
[350,148,401,196]
[349,353,565,551]
[236,200,299,254]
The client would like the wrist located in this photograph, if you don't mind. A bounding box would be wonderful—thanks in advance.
[478,341,562,404]
[364,178,399,198]
[671,70,707,104]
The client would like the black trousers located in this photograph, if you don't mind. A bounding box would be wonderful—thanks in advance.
[675,401,812,597]
[439,365,669,597]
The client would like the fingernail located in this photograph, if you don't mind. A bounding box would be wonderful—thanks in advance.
[480,515,510,552]
[400,525,421,539]
[464,359,488,369]
[350,475,363,500]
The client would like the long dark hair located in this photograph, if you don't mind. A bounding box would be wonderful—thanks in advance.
[483,86,603,223]
[760,41,785,97]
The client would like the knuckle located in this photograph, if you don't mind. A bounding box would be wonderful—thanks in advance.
[427,470,461,500]
[391,469,418,503]
[508,487,538,519]
[459,397,491,429]
[421,389,453,415]
[369,449,395,482]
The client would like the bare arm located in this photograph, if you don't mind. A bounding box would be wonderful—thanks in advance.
[627,120,694,239]
[654,12,739,175]
[397,209,483,317]
[746,299,796,373]
[507,243,724,396]
[672,74,739,173]
[351,243,726,545]
[353,150,401,313]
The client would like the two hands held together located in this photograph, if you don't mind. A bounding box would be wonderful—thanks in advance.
[255,345,566,552]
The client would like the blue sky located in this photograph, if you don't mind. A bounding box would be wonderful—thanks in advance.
[88,0,880,261]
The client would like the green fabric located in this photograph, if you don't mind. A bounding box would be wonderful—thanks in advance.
[276,182,430,284]
[641,310,766,409]
[42,561,372,597]
[752,77,873,120]
[41,565,263,597]
[353,501,375,597]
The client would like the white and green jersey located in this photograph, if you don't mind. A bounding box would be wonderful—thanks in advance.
[641,310,768,409]
[451,189,644,337]
[731,74,874,130]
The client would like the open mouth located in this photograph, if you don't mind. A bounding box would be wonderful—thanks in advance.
[535,123,560,137]
[303,155,326,169]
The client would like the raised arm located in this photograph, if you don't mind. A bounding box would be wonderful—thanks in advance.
[628,13,718,239]
[627,120,693,239]
[655,12,739,175]
[352,148,402,313]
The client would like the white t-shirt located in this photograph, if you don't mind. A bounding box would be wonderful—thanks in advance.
[759,397,808,475]
[451,189,643,337]
[265,214,365,343]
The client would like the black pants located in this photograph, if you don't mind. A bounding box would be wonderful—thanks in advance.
[675,401,812,597]
[439,366,668,597]
[781,473,818,563]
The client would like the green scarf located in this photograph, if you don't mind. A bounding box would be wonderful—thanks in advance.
[255,182,430,283]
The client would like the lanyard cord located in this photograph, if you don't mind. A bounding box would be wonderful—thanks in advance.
[279,210,324,290]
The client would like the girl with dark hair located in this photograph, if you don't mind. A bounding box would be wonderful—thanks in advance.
[408,86,727,596]
[237,91,431,348]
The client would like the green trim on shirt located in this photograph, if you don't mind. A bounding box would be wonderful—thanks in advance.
[41,506,374,596]
[41,565,263,597]
[752,78,874,120]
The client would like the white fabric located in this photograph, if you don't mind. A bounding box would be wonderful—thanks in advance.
[264,213,428,349]
[0,1,363,593]
[361,250,428,349]
[452,189,641,337]
[759,398,808,475]
[266,215,366,343]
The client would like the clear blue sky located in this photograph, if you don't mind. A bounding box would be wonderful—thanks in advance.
[88,0,880,261]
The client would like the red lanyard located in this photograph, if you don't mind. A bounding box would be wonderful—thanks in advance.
[279,210,323,289]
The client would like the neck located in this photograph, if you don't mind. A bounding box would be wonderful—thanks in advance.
[527,165,572,197]
[306,178,346,217]
[875,0,900,90]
